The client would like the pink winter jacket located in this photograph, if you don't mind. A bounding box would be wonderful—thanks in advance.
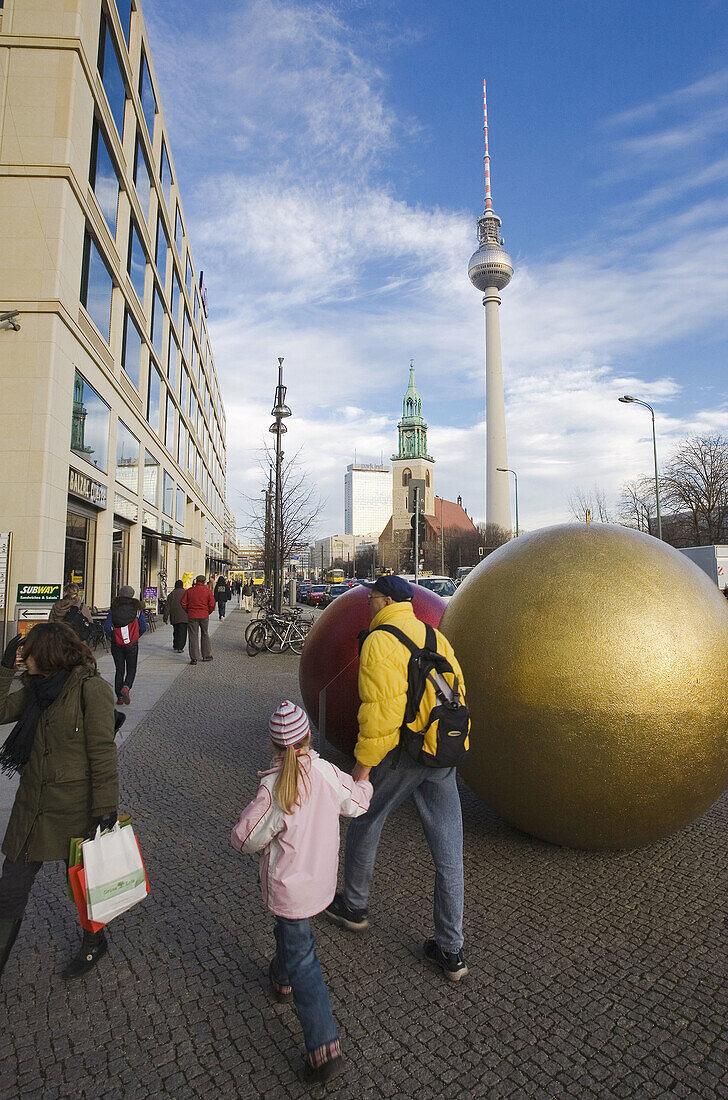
[231,749,372,919]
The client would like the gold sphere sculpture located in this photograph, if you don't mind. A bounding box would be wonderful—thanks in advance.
[440,524,728,850]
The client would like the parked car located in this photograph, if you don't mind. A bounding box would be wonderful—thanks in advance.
[306,585,328,606]
[297,582,313,602]
[320,583,350,607]
[416,576,457,602]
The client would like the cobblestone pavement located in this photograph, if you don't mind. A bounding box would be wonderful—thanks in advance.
[0,609,726,1099]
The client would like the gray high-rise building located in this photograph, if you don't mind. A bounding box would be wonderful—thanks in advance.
[344,463,390,542]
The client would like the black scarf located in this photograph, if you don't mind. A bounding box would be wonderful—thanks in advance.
[0,669,72,777]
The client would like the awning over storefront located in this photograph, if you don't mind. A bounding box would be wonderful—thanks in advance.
[142,527,201,548]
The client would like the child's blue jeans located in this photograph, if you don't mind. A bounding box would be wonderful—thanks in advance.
[271,916,339,1053]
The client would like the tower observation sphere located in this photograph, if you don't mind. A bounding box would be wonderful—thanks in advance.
[468,214,513,292]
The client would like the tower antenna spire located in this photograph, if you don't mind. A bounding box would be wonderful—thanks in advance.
[483,79,493,213]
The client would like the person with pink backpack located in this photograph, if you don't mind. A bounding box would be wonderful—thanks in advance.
[231,701,372,1084]
[103,587,147,705]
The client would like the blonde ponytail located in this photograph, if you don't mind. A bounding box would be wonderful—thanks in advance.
[274,739,311,814]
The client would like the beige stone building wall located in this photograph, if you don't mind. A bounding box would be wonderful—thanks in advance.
[0,0,228,630]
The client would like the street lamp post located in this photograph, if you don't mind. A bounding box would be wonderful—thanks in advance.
[618,395,662,540]
[269,357,291,613]
[497,467,519,537]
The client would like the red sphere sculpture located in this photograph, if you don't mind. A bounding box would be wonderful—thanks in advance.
[299,584,446,755]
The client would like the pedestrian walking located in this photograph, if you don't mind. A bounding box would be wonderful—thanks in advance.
[231,701,372,1084]
[181,575,215,664]
[231,578,242,608]
[103,586,147,706]
[325,574,471,981]
[0,623,118,982]
[163,579,188,653]
[242,579,254,612]
[213,574,232,620]
[49,583,94,643]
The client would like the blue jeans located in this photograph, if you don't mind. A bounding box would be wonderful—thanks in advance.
[217,599,226,619]
[271,916,339,1053]
[343,749,465,953]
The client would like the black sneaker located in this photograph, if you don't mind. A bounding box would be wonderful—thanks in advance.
[323,893,369,932]
[423,938,468,982]
[302,1056,344,1085]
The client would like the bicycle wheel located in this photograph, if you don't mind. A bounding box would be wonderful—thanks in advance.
[246,622,268,655]
[288,627,305,655]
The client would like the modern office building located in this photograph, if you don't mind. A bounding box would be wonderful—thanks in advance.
[344,462,390,543]
[0,0,228,624]
[313,534,356,575]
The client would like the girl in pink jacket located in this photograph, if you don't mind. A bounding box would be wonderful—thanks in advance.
[231,700,372,1085]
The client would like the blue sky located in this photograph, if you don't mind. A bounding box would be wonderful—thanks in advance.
[144,0,728,536]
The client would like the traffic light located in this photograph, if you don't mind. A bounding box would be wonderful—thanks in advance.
[410,510,426,544]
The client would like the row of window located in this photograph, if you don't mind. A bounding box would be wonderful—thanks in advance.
[72,370,224,529]
[80,229,224,504]
[92,5,224,441]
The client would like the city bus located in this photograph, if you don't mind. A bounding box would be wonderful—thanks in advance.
[324,568,345,584]
[229,569,266,586]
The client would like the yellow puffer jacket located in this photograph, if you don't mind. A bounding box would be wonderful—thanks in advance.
[356,600,468,768]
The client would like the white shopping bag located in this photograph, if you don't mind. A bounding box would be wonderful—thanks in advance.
[82,823,149,924]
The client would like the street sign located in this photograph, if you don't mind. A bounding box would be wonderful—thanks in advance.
[17,607,52,621]
[17,583,62,603]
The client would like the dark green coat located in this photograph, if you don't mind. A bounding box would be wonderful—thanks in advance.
[0,664,118,862]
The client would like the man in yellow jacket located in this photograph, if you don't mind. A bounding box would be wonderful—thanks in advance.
[325,574,469,981]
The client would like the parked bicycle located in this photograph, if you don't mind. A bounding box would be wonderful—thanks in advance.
[246,607,313,655]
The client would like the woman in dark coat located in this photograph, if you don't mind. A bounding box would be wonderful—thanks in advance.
[0,623,118,982]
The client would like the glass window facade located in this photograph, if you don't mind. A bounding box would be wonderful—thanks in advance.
[151,283,165,358]
[89,119,119,236]
[98,13,126,137]
[170,268,181,329]
[155,217,168,285]
[127,218,147,303]
[167,331,179,385]
[122,309,142,388]
[147,363,161,435]
[177,421,187,467]
[181,366,190,415]
[165,393,176,453]
[143,450,158,505]
[116,420,140,492]
[139,50,156,140]
[162,471,174,516]
[81,229,113,341]
[160,141,172,211]
[133,134,151,220]
[185,254,193,296]
[115,0,132,44]
[71,371,110,473]
[174,205,184,253]
[176,487,185,524]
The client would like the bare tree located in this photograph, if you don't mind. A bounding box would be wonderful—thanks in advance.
[619,477,656,533]
[244,446,323,580]
[567,485,613,523]
[660,434,728,545]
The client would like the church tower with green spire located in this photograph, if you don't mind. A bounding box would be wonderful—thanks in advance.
[391,360,435,530]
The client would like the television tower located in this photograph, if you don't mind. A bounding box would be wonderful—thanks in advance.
[468,80,513,532]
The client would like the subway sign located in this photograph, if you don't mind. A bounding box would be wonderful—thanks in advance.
[16,584,62,603]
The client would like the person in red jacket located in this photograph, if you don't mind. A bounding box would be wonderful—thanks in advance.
[180,575,216,664]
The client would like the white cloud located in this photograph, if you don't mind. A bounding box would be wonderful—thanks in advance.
[144,3,728,541]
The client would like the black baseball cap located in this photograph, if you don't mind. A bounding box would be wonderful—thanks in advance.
[361,575,413,602]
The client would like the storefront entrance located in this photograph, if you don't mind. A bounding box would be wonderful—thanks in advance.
[64,509,97,605]
[111,525,130,600]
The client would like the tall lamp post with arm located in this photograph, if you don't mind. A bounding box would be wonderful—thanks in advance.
[618,395,662,541]
[497,467,519,537]
[270,358,291,613]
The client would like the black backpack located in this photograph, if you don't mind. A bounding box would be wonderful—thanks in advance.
[363,623,470,769]
[63,604,93,643]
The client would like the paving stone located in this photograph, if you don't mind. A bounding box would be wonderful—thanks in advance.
[0,608,725,1098]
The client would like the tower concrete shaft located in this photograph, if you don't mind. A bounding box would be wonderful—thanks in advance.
[483,291,511,529]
